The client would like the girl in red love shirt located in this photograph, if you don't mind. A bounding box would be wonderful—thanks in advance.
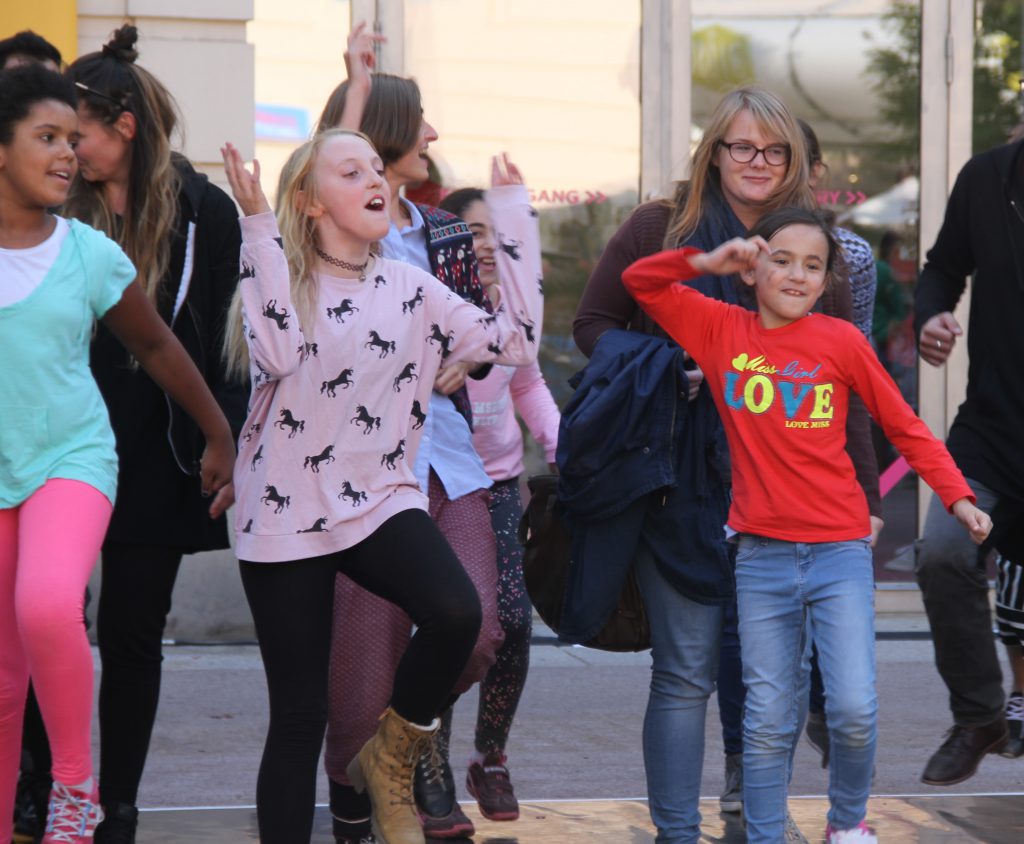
[622,206,990,844]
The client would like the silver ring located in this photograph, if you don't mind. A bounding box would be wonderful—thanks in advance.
[936,340,942,349]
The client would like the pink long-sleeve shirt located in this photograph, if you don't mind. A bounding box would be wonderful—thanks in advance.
[233,186,542,562]
[466,361,560,481]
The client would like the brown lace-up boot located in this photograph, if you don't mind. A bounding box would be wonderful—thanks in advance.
[346,708,437,844]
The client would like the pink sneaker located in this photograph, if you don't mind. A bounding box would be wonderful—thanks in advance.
[825,821,878,843]
[41,782,103,843]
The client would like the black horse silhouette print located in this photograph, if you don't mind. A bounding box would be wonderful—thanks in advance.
[240,262,256,281]
[487,341,502,355]
[373,274,387,288]
[477,312,498,327]
[321,368,354,397]
[297,341,319,360]
[297,517,329,533]
[327,299,359,324]
[273,408,306,438]
[250,444,265,472]
[303,445,336,473]
[426,323,455,358]
[252,360,271,390]
[410,400,426,430]
[402,286,424,314]
[260,484,290,513]
[380,439,406,470]
[393,362,418,392]
[500,238,522,261]
[517,314,536,343]
[350,405,381,435]
[338,480,368,507]
[243,423,262,443]
[273,236,284,249]
[262,299,290,330]
[242,519,253,533]
[365,330,396,359]
[537,274,544,295]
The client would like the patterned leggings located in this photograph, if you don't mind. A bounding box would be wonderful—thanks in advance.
[474,477,533,756]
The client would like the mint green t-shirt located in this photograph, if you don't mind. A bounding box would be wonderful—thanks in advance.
[0,218,136,507]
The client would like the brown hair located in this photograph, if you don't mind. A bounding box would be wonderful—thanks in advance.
[664,87,814,248]
[316,73,421,166]
[64,24,181,301]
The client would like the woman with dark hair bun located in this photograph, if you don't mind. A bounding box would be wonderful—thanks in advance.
[64,25,244,844]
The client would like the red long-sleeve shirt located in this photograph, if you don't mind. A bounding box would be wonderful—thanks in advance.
[623,248,973,542]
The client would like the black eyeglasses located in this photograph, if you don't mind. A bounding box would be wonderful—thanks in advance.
[719,141,790,166]
[74,81,125,112]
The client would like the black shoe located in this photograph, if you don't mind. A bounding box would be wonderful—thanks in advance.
[13,770,50,844]
[331,815,376,844]
[718,752,742,813]
[94,801,138,844]
[921,717,1009,785]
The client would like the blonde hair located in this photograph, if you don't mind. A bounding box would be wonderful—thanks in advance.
[64,24,181,301]
[664,87,814,248]
[223,129,375,380]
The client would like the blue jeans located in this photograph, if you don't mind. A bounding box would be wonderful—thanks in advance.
[635,544,724,844]
[735,536,876,843]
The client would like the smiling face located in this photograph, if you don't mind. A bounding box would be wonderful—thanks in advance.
[0,99,78,209]
[460,198,498,287]
[385,116,438,190]
[308,133,391,257]
[715,109,789,225]
[742,223,830,329]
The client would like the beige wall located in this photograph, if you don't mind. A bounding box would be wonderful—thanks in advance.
[76,0,254,187]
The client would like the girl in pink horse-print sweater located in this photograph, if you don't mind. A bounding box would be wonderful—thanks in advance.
[219,130,541,844]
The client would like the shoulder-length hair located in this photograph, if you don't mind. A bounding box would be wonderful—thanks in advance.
[664,87,814,248]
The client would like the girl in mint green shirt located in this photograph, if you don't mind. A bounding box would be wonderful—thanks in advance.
[0,64,235,844]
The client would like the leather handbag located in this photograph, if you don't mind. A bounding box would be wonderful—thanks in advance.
[519,474,650,652]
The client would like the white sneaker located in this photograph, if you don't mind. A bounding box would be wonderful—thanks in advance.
[825,821,878,843]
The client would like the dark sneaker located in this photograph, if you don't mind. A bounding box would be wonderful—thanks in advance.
[921,717,1009,785]
[415,739,474,838]
[465,754,519,821]
[94,802,138,844]
[805,710,830,769]
[784,810,809,844]
[331,815,375,844]
[718,753,742,814]
[1001,691,1024,759]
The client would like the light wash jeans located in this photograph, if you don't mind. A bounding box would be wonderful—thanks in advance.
[734,536,877,843]
[635,544,724,844]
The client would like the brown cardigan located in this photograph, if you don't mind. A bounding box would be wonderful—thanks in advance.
[574,201,882,518]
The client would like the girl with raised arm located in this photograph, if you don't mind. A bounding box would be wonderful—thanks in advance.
[219,129,541,844]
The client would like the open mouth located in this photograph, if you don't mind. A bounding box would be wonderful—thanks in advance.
[48,170,71,182]
[365,196,386,211]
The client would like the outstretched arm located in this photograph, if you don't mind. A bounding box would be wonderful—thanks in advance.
[335,21,386,131]
[102,283,235,516]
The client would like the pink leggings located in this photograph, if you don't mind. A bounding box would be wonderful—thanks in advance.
[323,473,504,782]
[0,479,112,834]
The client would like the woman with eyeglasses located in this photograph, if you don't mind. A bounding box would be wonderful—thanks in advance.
[63,25,244,844]
[573,86,879,844]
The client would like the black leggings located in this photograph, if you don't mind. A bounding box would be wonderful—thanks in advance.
[97,543,183,806]
[239,508,481,844]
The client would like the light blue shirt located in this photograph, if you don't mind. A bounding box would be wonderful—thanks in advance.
[0,219,136,507]
[381,198,492,500]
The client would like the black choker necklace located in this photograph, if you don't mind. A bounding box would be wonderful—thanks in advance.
[315,247,369,280]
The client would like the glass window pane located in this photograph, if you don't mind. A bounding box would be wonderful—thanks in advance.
[404,0,641,406]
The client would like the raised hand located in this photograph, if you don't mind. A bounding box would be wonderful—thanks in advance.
[691,236,770,276]
[918,311,962,367]
[491,152,524,187]
[221,143,271,217]
[345,20,386,91]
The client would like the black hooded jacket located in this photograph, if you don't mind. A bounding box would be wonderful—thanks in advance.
[89,156,244,552]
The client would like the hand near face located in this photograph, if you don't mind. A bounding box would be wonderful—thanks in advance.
[691,236,770,277]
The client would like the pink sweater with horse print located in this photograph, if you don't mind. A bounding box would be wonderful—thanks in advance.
[233,185,543,563]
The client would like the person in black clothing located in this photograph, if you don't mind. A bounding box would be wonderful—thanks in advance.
[63,26,244,843]
[914,134,1024,785]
